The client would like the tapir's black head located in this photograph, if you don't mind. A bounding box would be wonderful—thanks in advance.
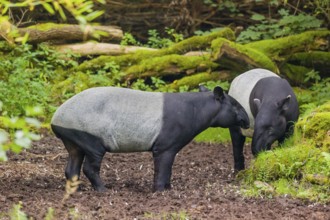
[199,85,250,129]
[251,96,292,156]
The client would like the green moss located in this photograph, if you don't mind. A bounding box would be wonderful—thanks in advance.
[288,51,330,67]
[76,28,235,73]
[246,30,330,58]
[25,23,67,31]
[76,50,156,72]
[241,101,330,202]
[296,101,330,149]
[211,38,278,73]
[194,127,232,143]
[162,27,235,55]
[125,54,219,79]
[280,63,312,84]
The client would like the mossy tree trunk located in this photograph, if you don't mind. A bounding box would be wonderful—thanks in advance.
[2,22,123,44]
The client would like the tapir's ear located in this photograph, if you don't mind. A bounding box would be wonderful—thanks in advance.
[198,84,209,92]
[213,86,224,100]
[278,95,291,111]
[254,98,261,110]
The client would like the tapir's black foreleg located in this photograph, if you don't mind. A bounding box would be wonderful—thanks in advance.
[229,126,246,171]
[152,150,177,192]
[83,150,106,192]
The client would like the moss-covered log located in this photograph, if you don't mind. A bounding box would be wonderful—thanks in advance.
[124,54,219,80]
[211,38,278,73]
[287,51,330,77]
[167,71,231,90]
[16,23,123,44]
[76,28,234,72]
[296,101,330,149]
[246,30,330,59]
[75,29,329,87]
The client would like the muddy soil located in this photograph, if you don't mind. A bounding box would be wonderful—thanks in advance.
[0,133,329,219]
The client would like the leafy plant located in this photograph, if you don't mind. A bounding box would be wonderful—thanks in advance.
[120,33,141,46]
[146,28,184,48]
[237,9,323,43]
[8,202,27,220]
[203,0,238,13]
[0,103,42,161]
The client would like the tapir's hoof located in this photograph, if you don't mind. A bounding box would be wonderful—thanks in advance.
[153,184,171,192]
[94,185,107,192]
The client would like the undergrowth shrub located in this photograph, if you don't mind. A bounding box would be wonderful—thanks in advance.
[237,9,323,43]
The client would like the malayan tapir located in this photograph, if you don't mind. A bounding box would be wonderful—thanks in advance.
[228,68,299,171]
[51,86,249,193]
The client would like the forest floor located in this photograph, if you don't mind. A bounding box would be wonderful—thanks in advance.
[0,132,329,220]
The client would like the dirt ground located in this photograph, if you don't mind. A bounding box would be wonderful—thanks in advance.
[0,133,329,220]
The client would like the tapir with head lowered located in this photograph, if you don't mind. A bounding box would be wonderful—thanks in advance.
[51,86,249,193]
[228,69,299,171]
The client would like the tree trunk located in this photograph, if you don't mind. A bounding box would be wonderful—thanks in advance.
[16,23,123,44]
[55,42,156,56]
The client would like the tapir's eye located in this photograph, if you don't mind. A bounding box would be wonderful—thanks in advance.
[268,128,273,135]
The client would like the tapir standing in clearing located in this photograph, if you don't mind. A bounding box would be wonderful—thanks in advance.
[51,86,249,193]
[228,68,299,171]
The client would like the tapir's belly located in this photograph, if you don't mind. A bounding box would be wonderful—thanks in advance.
[228,69,279,137]
[52,87,164,152]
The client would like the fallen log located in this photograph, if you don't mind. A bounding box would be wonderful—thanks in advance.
[55,42,156,56]
[287,51,330,78]
[124,54,219,81]
[246,30,330,58]
[15,23,123,44]
[76,28,234,71]
[211,38,278,73]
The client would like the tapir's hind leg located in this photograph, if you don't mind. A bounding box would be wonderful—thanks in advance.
[83,150,106,192]
[62,138,85,195]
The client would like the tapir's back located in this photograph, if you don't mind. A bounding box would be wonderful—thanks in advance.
[228,69,279,136]
[51,87,164,152]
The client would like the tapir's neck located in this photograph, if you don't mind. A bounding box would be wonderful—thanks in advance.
[162,92,220,139]
[182,92,220,135]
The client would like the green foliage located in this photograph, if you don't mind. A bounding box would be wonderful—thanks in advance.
[0,43,77,116]
[0,0,105,25]
[0,42,79,159]
[241,101,330,202]
[203,0,238,13]
[194,27,227,36]
[146,28,184,48]
[121,28,183,49]
[237,9,323,43]
[0,104,42,161]
[201,80,230,91]
[297,77,330,113]
[8,202,28,220]
[131,77,167,92]
[120,33,141,46]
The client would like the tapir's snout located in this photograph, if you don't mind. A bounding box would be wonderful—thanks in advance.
[240,119,250,129]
